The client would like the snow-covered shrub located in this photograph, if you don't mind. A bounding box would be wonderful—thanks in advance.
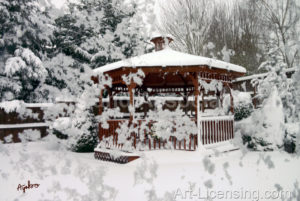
[48,100,99,152]
[234,104,253,121]
[236,87,285,151]
[233,91,253,121]
[222,90,253,119]
[71,116,99,152]
[49,103,99,153]
[283,137,296,153]
[45,72,111,152]
[52,117,71,140]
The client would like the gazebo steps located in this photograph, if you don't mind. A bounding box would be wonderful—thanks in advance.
[203,141,240,156]
[94,141,239,164]
[94,148,140,164]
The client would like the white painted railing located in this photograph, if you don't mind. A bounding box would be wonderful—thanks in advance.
[199,115,234,145]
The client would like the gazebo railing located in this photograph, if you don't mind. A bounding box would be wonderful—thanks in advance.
[99,119,198,151]
[98,115,234,151]
[200,115,234,145]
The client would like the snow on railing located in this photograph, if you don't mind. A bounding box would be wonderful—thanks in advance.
[99,119,198,151]
[99,115,234,150]
[199,115,234,121]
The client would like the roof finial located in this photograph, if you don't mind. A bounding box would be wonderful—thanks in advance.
[150,34,173,51]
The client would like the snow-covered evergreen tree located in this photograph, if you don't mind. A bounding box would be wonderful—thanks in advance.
[52,0,147,69]
[0,0,52,58]
[47,72,112,152]
[241,42,298,151]
[1,48,48,102]
[35,53,92,102]
[0,0,53,102]
[292,67,300,153]
[257,42,295,123]
[1,0,149,102]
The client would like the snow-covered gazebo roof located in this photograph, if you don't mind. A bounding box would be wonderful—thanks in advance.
[93,47,246,74]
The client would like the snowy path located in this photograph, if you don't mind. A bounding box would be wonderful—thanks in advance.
[0,141,299,201]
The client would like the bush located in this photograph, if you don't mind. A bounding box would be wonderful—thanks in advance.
[71,108,99,153]
[234,103,253,121]
[50,107,99,153]
[283,138,296,153]
[72,132,98,152]
[242,133,297,153]
[242,134,274,151]
[53,129,68,140]
[283,123,298,153]
[242,135,274,151]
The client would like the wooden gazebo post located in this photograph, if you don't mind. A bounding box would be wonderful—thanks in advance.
[98,88,104,141]
[224,83,234,114]
[220,87,224,108]
[108,88,114,108]
[190,73,203,150]
[127,81,137,122]
[99,88,104,115]
[229,88,234,114]
[253,84,257,109]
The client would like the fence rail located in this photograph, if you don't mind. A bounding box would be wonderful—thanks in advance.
[0,103,52,143]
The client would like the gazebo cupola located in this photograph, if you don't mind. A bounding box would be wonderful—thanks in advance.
[150,35,174,51]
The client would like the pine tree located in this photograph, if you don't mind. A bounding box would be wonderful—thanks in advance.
[2,47,48,102]
[292,67,300,153]
[52,0,146,69]
[245,42,296,151]
[0,0,52,58]
[257,41,295,121]
[0,0,53,102]
[35,53,91,102]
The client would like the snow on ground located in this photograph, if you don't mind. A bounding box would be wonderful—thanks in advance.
[1,140,300,201]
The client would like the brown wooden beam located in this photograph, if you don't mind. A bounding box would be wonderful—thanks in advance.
[201,91,205,112]
[253,85,257,109]
[127,82,137,122]
[188,73,199,122]
[224,83,234,114]
[108,88,114,108]
[99,89,104,115]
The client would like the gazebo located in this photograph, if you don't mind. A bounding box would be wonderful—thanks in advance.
[92,36,246,163]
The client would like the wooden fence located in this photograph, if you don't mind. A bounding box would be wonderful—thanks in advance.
[0,103,52,143]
